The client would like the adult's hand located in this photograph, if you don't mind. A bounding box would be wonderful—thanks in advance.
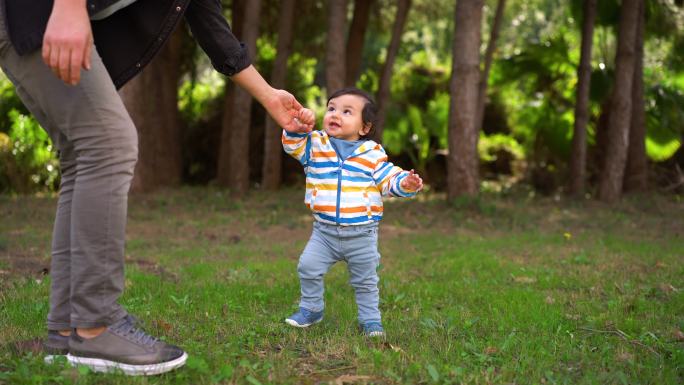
[231,66,314,133]
[264,89,315,134]
[42,0,93,85]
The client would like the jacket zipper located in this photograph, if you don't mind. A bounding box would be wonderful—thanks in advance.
[329,140,373,224]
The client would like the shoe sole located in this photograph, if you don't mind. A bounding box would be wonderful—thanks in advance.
[285,317,323,328]
[66,352,188,376]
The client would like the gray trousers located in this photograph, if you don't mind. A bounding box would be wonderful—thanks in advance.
[0,9,136,329]
[298,221,382,324]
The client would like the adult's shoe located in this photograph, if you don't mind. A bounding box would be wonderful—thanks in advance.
[67,315,187,376]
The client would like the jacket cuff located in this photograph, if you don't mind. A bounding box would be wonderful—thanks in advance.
[283,130,309,138]
[394,172,418,197]
[219,43,252,76]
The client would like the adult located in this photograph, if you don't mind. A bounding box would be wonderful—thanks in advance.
[0,0,313,376]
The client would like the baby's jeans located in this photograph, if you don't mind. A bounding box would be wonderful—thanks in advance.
[297,220,381,324]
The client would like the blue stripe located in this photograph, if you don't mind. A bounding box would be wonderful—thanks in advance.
[309,161,339,168]
[302,135,312,166]
[308,173,372,182]
[341,164,371,175]
[317,213,383,224]
[284,131,308,138]
[374,165,393,184]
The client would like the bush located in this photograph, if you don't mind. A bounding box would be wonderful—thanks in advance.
[0,110,59,193]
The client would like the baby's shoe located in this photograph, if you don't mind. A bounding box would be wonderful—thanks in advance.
[361,322,385,338]
[285,307,323,327]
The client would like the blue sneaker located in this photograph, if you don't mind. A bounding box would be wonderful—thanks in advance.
[285,307,323,328]
[361,322,385,337]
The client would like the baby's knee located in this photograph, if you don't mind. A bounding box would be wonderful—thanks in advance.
[297,256,326,279]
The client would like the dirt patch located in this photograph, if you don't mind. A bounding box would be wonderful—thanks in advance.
[0,251,49,278]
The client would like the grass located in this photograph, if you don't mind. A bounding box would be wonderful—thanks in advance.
[0,187,682,384]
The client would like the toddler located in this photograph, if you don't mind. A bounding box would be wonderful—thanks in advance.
[281,87,423,337]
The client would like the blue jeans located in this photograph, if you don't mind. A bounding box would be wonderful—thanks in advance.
[297,221,382,324]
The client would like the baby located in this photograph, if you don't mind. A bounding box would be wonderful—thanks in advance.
[281,87,423,337]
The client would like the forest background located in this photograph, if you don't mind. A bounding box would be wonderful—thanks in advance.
[0,0,682,201]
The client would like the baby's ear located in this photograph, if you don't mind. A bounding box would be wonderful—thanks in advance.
[360,122,372,136]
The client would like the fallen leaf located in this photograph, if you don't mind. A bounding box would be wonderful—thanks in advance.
[513,276,537,284]
[545,296,555,304]
[154,319,172,333]
[564,313,582,321]
[616,351,634,362]
[484,346,499,355]
[563,232,572,240]
[655,261,667,268]
[334,374,372,385]
[659,283,677,294]
[674,329,684,341]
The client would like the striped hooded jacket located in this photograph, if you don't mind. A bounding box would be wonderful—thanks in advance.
[282,129,417,226]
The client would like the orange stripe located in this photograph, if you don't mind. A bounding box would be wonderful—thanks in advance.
[282,138,303,145]
[312,151,337,158]
[313,205,383,213]
[347,157,375,169]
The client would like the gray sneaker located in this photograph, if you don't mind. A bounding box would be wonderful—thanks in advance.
[67,315,187,376]
[43,330,69,363]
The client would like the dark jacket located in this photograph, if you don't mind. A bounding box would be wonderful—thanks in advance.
[2,0,251,88]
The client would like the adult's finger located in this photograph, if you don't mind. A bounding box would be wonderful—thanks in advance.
[82,38,92,70]
[49,45,61,78]
[70,48,82,84]
[42,41,52,67]
[290,95,303,110]
[58,46,71,84]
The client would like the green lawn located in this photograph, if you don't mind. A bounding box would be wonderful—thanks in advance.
[1,187,682,384]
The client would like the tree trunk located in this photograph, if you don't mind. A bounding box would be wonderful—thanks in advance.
[345,0,373,86]
[217,0,261,194]
[568,0,597,196]
[476,0,506,132]
[624,0,647,192]
[326,0,349,93]
[121,26,185,193]
[597,0,640,202]
[447,0,483,199]
[262,0,296,190]
[215,0,243,186]
[375,0,411,142]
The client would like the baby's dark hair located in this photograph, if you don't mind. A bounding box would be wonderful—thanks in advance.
[327,87,378,139]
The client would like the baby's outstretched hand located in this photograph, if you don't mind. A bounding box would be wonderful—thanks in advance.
[285,107,315,134]
[401,169,423,192]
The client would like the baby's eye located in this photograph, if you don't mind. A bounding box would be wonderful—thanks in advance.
[343,109,352,115]
[327,106,335,112]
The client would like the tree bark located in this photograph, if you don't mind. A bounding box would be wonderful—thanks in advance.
[217,0,262,194]
[326,0,349,93]
[624,0,647,192]
[447,0,483,199]
[476,0,506,132]
[345,0,373,86]
[121,26,185,193]
[375,0,411,142]
[262,0,296,190]
[568,0,597,196]
[597,0,640,202]
[215,0,243,186]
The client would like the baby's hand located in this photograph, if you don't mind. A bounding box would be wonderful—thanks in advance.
[401,169,423,192]
[288,108,315,133]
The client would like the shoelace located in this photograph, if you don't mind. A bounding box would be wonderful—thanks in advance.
[112,316,158,347]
